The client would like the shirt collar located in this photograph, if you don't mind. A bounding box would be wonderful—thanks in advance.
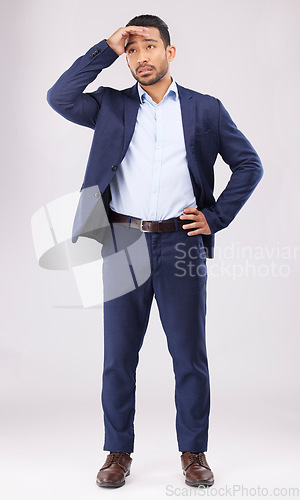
[138,78,178,104]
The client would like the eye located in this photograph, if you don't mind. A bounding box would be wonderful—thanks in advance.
[127,48,136,54]
[147,45,155,49]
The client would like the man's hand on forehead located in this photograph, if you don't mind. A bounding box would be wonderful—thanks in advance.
[106,26,149,56]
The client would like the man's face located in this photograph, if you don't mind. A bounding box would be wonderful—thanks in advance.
[125,27,175,86]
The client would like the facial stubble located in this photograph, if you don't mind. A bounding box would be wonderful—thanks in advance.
[129,53,169,86]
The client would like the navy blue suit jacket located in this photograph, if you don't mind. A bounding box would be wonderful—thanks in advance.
[47,39,263,258]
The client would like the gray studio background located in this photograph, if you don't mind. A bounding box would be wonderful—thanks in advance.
[1,0,300,499]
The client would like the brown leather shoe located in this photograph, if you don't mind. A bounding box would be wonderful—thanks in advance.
[181,452,214,487]
[96,451,132,488]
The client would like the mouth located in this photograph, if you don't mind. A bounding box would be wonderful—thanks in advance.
[137,66,153,75]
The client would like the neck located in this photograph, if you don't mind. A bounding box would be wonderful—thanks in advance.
[140,74,173,104]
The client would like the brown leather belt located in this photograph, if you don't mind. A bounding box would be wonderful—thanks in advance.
[109,209,187,233]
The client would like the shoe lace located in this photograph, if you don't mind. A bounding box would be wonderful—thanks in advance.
[189,452,205,467]
[108,452,122,465]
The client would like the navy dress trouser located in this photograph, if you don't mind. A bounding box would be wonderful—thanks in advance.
[100,218,210,454]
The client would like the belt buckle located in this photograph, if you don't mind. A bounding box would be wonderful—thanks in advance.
[140,219,151,232]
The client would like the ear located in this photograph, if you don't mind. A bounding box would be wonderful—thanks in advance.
[167,45,176,62]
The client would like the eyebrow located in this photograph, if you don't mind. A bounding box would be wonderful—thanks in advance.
[125,38,158,50]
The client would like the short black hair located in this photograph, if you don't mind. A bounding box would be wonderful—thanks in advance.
[126,14,171,49]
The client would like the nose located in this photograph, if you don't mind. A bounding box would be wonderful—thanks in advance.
[137,49,149,63]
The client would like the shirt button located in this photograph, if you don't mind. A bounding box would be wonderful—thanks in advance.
[151,212,155,216]
[152,188,157,193]
[157,146,161,149]
[94,192,100,198]
[112,165,118,171]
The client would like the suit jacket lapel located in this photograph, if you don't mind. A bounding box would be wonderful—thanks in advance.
[177,83,204,203]
[120,83,140,162]
[176,83,195,155]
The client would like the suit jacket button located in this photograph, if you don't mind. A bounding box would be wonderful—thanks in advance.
[90,49,101,58]
[112,165,118,171]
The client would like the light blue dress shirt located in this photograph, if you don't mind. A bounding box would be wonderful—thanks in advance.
[109,78,196,220]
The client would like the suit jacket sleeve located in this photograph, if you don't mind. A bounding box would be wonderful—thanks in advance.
[46,39,119,129]
[201,99,263,233]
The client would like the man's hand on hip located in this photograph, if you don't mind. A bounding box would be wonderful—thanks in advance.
[106,26,149,56]
[180,207,212,236]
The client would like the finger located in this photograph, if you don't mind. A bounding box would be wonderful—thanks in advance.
[180,214,197,220]
[187,228,203,236]
[122,26,149,36]
[182,222,204,230]
[182,207,198,213]
[189,227,211,236]
[127,25,149,30]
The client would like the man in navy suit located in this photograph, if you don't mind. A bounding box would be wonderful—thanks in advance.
[47,14,263,489]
